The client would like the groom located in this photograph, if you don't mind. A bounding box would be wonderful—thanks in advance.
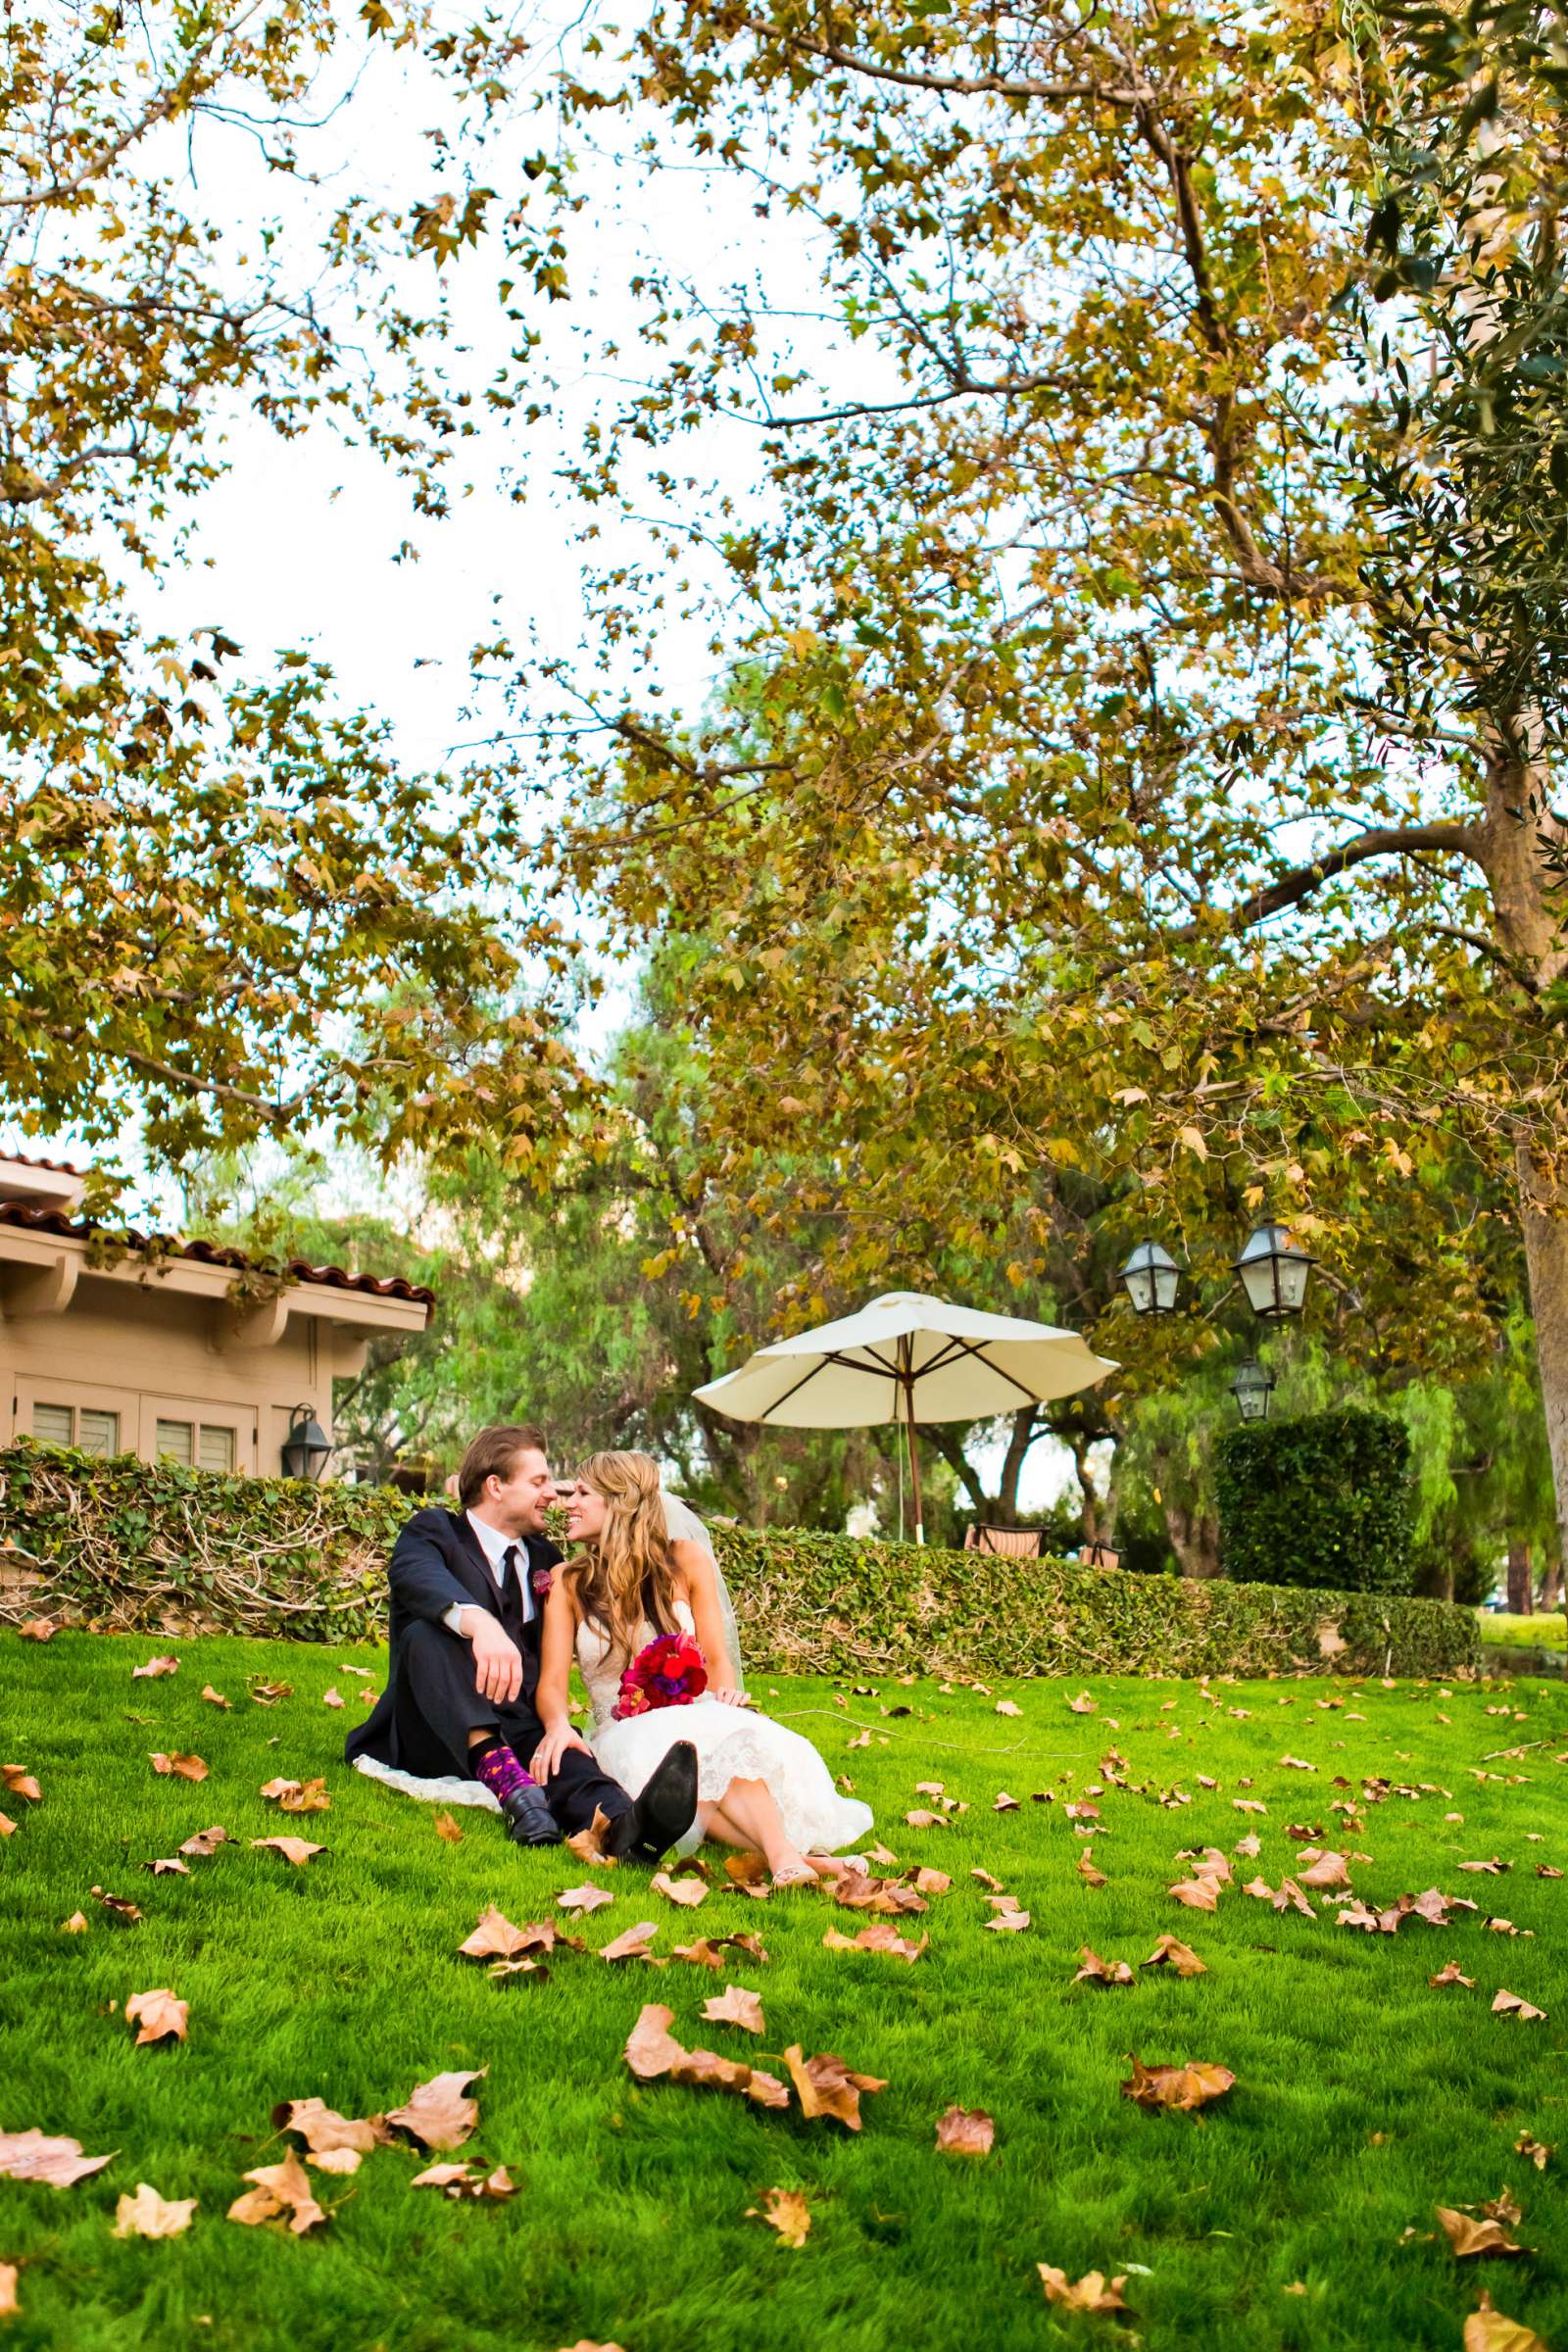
[346,1423,698,1856]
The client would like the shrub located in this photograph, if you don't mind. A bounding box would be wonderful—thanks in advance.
[1215,1407,1414,1594]
[0,1440,1478,1678]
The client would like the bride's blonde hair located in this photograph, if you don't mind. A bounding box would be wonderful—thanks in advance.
[564,1449,681,1662]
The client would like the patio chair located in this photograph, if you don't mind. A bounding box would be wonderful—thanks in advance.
[963,1524,1044,1558]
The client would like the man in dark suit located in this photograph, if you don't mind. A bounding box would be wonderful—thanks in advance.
[346,1422,696,1856]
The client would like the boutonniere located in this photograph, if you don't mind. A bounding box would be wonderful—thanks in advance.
[530,1563,554,1601]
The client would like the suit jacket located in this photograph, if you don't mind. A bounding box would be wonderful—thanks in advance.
[345,1506,562,1768]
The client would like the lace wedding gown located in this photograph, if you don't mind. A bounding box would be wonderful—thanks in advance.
[578,1603,873,1860]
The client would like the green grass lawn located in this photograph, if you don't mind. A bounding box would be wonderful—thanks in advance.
[1479,1611,1567,1651]
[3,1634,1567,2352]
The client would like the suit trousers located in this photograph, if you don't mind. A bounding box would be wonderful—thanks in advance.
[393,1618,631,1837]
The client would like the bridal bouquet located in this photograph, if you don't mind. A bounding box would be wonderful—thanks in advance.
[612,1631,708,1721]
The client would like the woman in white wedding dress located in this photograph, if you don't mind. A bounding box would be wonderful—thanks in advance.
[531,1450,872,1888]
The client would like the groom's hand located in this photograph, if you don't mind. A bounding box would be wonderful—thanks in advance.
[462,1609,522,1706]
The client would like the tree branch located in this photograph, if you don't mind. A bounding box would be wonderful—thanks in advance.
[729,15,1149,106]
[1173,820,1483,936]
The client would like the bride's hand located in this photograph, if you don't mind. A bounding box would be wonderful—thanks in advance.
[530,1720,592,1779]
[710,1688,752,1708]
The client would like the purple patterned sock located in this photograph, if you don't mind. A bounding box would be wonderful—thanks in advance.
[472,1740,535,1800]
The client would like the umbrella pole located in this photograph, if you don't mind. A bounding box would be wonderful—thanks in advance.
[903,1377,925,1545]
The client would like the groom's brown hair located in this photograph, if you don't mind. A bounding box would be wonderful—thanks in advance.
[456,1423,548,1509]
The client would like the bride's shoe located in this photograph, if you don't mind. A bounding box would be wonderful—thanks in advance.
[770,1859,820,1891]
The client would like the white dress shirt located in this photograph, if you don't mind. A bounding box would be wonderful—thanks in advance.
[441,1510,535,1637]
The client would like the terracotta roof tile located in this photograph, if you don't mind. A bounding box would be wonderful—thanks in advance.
[0,1149,85,1176]
[0,1203,435,1309]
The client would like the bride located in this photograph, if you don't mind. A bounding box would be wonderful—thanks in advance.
[531,1450,872,1889]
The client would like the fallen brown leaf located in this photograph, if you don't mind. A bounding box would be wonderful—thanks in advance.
[0,2262,15,2317]
[433,1810,464,1844]
[971,1868,1004,1892]
[0,1810,14,1837]
[723,1850,772,1899]
[1458,1858,1512,1875]
[321,1688,344,1710]
[2,1764,40,1803]
[1233,1833,1262,1859]
[249,1681,292,1706]
[983,1907,1031,1933]
[1068,1690,1097,1714]
[832,1874,927,1917]
[200,1685,231,1709]
[131,1656,178,1680]
[702,1984,764,2034]
[1298,1850,1351,1889]
[178,1826,229,1860]
[228,2149,326,2234]
[1492,1989,1547,2022]
[1077,1848,1107,1886]
[558,1882,615,1915]
[672,1934,770,1970]
[904,1809,947,1829]
[271,2098,386,2156]
[623,2003,789,2109]
[1431,1962,1477,1988]
[906,1867,951,1895]
[1074,1946,1134,1986]
[0,2129,117,2186]
[386,2068,484,2152]
[1463,2289,1551,2352]
[1273,1879,1315,1918]
[996,1698,1022,1717]
[992,1790,1020,1812]
[60,1911,87,1934]
[748,2186,810,2246]
[250,1837,325,1867]
[935,2106,995,2156]
[1514,2134,1553,2171]
[1121,2053,1235,2112]
[149,1752,208,1783]
[1436,2206,1530,2259]
[822,1923,927,1963]
[783,2046,887,2132]
[1169,1878,1220,1912]
[1038,2267,1128,2314]
[411,2162,515,2201]
[650,1870,708,1909]
[1142,1936,1207,1978]
[125,1987,187,2046]
[90,1885,143,1922]
[142,1857,190,1878]
[599,1921,663,1965]
[113,2182,197,2238]
[459,1906,546,1962]
[564,1807,616,1869]
[16,1618,54,1642]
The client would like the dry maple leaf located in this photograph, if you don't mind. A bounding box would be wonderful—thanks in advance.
[1493,1990,1547,2022]
[723,1849,772,1898]
[904,1809,948,1830]
[125,1987,187,2046]
[599,1921,662,1965]
[993,1790,1020,1812]
[558,1883,614,1916]
[90,1885,143,1922]
[271,2098,385,2156]
[131,1656,178,1680]
[149,1752,209,1783]
[1298,1850,1351,1889]
[1075,1947,1134,1986]
[200,1685,231,1709]
[142,1857,190,1878]
[1462,2290,1551,2352]
[564,1806,617,1869]
[1077,1849,1107,1886]
[1121,2053,1236,2112]
[823,1923,927,1963]
[748,2186,810,2247]
[1038,2267,1129,2315]
[0,2263,15,2318]
[936,2106,995,2157]
[248,1681,292,1705]
[904,1866,950,1895]
[459,1906,538,1962]
[0,1810,14,1837]
[1142,1936,1207,1978]
[228,2149,327,2234]
[114,2182,197,2239]
[1233,1798,1268,1814]
[411,2162,515,2200]
[320,1688,344,1710]
[178,1826,229,1859]
[996,1698,1022,1717]
[622,2004,788,2109]
[1280,1756,1316,1772]
[1485,2188,1524,2227]
[1431,1963,1477,1988]
[0,2129,117,2187]
[1068,1690,1097,1714]
[386,2068,484,2152]
[672,1933,769,1970]
[250,1837,325,1867]
[971,1868,1004,1893]
[1436,2207,1531,2260]
[983,1908,1032,1933]
[2,1764,40,1803]
[866,1841,900,1866]
[833,1874,927,1917]
[433,1811,464,1844]
[783,2046,887,2132]
[17,1617,54,1642]
[278,1778,329,1814]
[1233,1834,1262,1860]
[1273,1879,1315,1918]
[60,1911,87,1934]
[1168,1878,1220,1912]
[703,1984,765,2034]
[650,1870,708,1909]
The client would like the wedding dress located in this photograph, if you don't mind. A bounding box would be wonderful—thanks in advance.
[578,1601,873,1859]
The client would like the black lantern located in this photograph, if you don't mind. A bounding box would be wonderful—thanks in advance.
[1233,1222,1314,1319]
[1119,1238,1182,1316]
[281,1403,332,1483]
[1229,1356,1275,1423]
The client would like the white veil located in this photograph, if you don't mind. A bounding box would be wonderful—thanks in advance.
[662,1491,743,1685]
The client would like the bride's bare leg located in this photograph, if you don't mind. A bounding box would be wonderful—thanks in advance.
[696,1777,809,1877]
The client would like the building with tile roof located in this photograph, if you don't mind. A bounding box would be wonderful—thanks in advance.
[0,1153,433,1478]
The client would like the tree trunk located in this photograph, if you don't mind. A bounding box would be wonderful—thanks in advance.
[997,1407,1037,1521]
[1514,1161,1568,1590]
[1506,1538,1535,1616]
[1068,1434,1114,1551]
[1162,1498,1220,1579]
[1539,1555,1564,1611]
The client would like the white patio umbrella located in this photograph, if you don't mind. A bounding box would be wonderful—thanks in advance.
[692,1290,1118,1544]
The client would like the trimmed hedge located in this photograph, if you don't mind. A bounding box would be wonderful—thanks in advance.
[0,1441,1481,1678]
[1215,1407,1414,1595]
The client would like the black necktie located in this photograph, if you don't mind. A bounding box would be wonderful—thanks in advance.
[497,1544,528,1642]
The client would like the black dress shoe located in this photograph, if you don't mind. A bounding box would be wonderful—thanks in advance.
[500,1783,564,1847]
[611,1740,699,1864]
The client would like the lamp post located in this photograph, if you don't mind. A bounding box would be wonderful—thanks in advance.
[1118,1238,1182,1316]
[281,1403,332,1483]
[1232,1221,1315,1319]
[1229,1356,1275,1423]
